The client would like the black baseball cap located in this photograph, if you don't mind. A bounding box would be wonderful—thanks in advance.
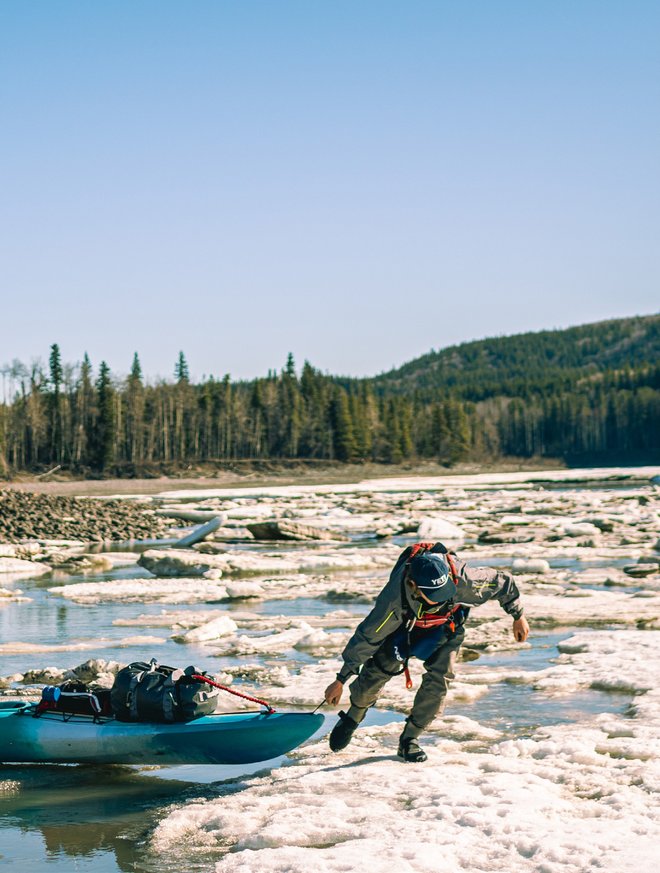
[409,553,456,603]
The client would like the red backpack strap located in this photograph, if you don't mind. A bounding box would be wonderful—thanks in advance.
[407,542,435,562]
[445,551,460,588]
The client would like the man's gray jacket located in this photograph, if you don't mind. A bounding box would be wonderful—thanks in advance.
[337,547,524,683]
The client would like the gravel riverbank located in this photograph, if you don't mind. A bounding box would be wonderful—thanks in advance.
[0,490,168,542]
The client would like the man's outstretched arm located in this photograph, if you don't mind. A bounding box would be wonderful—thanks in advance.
[324,678,345,705]
[513,615,530,642]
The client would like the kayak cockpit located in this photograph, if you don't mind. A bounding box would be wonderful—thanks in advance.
[0,700,31,716]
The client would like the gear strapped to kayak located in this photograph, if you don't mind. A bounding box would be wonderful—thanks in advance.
[34,658,276,725]
[110,659,277,722]
[0,659,324,766]
[35,681,113,721]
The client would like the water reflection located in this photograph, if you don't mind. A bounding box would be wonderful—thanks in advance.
[0,709,396,872]
[0,764,205,872]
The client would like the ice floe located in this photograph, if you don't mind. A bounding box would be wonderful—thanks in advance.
[172,615,238,643]
[113,608,359,632]
[0,557,51,580]
[0,635,166,655]
[138,545,399,578]
[417,516,465,542]
[48,577,230,604]
[512,558,550,574]
[0,587,30,605]
[210,623,350,657]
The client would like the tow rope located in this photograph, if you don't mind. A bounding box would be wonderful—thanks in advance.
[191,674,276,714]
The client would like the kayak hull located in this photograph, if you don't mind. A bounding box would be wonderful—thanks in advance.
[0,702,324,765]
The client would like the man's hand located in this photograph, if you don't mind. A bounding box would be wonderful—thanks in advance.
[513,616,530,642]
[324,679,344,705]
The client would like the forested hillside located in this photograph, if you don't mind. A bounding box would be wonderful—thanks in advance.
[1,315,658,476]
[373,314,660,399]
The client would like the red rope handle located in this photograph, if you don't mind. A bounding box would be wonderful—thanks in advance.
[191,674,276,714]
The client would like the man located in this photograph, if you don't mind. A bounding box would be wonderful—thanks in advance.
[324,542,530,763]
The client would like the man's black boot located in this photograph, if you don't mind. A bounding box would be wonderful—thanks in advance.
[328,710,359,752]
[397,738,428,763]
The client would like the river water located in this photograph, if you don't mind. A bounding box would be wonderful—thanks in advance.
[0,509,640,872]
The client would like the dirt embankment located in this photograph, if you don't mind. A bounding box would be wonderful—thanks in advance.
[0,490,168,543]
[2,458,562,497]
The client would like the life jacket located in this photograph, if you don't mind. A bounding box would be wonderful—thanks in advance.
[392,541,469,689]
[402,541,464,632]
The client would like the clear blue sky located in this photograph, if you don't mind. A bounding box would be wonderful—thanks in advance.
[1,1,658,382]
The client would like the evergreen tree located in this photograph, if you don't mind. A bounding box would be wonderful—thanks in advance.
[284,352,296,381]
[49,344,63,391]
[175,351,190,383]
[126,352,145,465]
[249,380,265,456]
[330,388,357,462]
[429,402,452,461]
[48,343,63,462]
[94,361,115,471]
[350,392,372,459]
[129,352,143,385]
[447,399,471,464]
[72,353,94,465]
[278,354,301,456]
[398,399,414,459]
[220,374,233,458]
[300,361,317,402]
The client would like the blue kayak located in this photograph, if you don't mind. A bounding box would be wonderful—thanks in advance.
[0,701,323,765]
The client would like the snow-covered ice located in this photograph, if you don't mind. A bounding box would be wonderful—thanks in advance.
[141,468,660,872]
[2,465,659,872]
[151,626,660,873]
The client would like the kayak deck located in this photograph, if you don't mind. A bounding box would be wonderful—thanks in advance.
[0,701,324,765]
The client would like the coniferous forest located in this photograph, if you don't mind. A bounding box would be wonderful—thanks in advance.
[1,315,658,477]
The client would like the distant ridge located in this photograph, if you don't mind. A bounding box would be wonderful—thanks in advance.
[371,313,660,399]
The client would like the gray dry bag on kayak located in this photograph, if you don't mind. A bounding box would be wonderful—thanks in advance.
[111,659,220,722]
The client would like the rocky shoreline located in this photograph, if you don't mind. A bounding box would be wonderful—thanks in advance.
[0,490,168,543]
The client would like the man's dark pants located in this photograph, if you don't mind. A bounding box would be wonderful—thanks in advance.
[346,628,465,741]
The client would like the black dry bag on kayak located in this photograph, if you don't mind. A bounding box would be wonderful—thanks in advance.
[37,681,113,719]
[110,659,220,723]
